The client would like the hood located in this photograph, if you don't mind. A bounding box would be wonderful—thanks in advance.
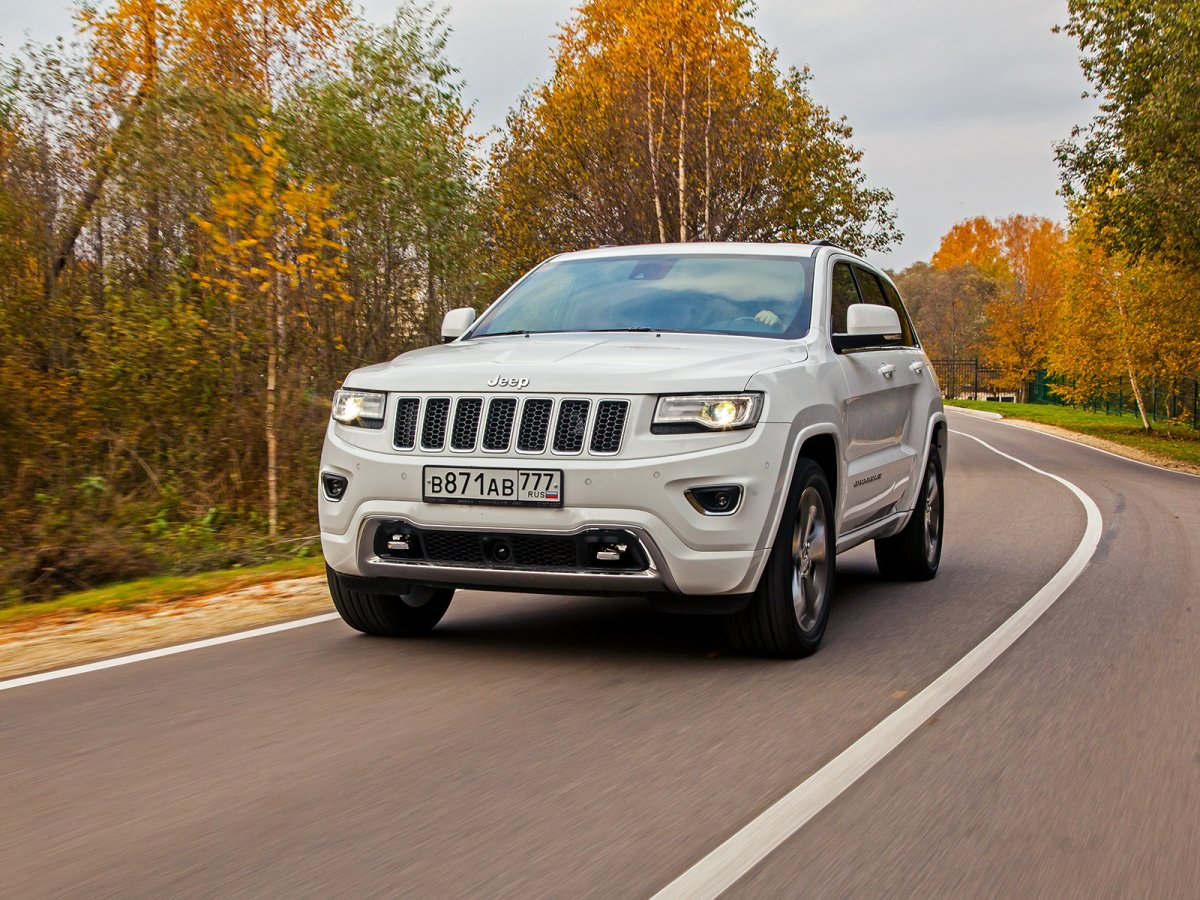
[343,332,808,395]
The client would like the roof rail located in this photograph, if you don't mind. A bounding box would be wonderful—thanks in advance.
[810,239,851,251]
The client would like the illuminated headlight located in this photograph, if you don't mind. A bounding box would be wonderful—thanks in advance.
[331,389,386,429]
[653,393,763,433]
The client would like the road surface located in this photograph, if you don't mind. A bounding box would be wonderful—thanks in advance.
[2,410,1197,898]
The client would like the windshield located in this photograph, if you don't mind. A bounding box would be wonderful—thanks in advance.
[469,253,816,340]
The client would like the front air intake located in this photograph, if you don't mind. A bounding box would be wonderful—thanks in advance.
[553,400,591,453]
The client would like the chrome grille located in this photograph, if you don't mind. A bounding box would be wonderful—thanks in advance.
[517,399,553,452]
[450,398,483,450]
[482,398,517,451]
[393,398,420,450]
[393,395,628,456]
[553,400,591,454]
[590,400,629,455]
[421,398,451,450]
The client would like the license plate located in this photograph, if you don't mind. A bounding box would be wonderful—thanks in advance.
[422,466,563,507]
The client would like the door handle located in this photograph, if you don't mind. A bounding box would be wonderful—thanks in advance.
[910,361,925,375]
[878,363,896,379]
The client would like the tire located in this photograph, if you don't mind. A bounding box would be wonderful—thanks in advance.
[724,460,836,658]
[326,566,454,637]
[874,448,944,581]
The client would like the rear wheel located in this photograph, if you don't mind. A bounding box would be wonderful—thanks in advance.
[874,448,944,580]
[326,566,454,636]
[724,460,835,658]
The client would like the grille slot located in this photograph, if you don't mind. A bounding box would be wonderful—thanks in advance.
[421,398,451,450]
[450,398,483,451]
[393,398,420,450]
[590,400,629,454]
[482,398,517,451]
[422,531,485,564]
[510,535,579,568]
[517,399,554,452]
[553,400,591,454]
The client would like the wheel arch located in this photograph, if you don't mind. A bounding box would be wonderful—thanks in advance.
[756,423,843,552]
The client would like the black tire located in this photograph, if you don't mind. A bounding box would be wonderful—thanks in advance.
[326,566,454,636]
[724,460,836,658]
[874,448,944,581]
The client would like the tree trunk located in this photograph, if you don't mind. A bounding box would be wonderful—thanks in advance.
[677,57,688,243]
[266,270,282,536]
[645,67,666,243]
[49,62,154,295]
[1114,286,1151,432]
[1127,368,1151,432]
[703,57,712,241]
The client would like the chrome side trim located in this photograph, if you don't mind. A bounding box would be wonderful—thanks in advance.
[836,509,908,553]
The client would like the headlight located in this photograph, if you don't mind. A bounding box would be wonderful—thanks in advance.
[652,393,763,433]
[331,389,386,429]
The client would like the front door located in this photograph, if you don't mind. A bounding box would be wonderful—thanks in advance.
[830,260,920,533]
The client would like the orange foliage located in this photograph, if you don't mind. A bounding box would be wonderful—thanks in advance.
[932,215,1065,396]
[178,0,350,98]
[931,216,1008,281]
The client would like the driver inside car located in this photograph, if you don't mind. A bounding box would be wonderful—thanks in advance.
[754,309,782,327]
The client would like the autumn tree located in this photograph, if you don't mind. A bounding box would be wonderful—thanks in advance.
[933,214,1065,399]
[1057,0,1200,265]
[1052,209,1200,431]
[0,2,482,601]
[930,216,1008,281]
[284,9,483,359]
[892,262,994,361]
[487,0,898,281]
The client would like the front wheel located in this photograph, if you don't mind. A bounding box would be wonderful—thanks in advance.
[724,460,836,658]
[327,567,454,636]
[874,448,944,581]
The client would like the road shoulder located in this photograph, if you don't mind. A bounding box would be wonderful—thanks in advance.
[1001,419,1200,476]
[0,575,331,679]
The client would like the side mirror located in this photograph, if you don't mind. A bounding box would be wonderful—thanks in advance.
[832,304,902,353]
[441,307,476,343]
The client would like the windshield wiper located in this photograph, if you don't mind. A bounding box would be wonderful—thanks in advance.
[590,327,671,333]
[475,329,530,337]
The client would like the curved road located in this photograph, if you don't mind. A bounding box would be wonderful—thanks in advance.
[2,410,1197,897]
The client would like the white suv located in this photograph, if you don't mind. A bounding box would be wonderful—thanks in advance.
[319,242,946,657]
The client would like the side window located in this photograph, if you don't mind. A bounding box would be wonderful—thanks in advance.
[854,266,916,347]
[880,277,919,347]
[852,266,888,306]
[830,262,860,333]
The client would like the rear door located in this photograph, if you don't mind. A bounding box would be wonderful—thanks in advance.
[831,260,920,533]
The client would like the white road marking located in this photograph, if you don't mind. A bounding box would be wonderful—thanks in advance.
[0,613,341,693]
[653,429,1103,900]
[945,407,1200,479]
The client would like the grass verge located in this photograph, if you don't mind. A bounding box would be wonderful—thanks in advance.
[0,557,325,626]
[947,399,1200,468]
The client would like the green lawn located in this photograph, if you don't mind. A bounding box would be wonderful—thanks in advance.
[947,399,1200,467]
[0,557,325,626]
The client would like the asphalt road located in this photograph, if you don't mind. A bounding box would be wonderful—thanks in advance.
[2,410,1197,898]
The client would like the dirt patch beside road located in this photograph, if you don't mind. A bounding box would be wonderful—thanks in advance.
[0,576,333,680]
[1005,419,1200,476]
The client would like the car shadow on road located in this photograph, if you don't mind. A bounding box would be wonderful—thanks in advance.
[340,553,896,666]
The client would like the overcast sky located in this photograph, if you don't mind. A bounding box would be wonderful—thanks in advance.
[0,0,1092,269]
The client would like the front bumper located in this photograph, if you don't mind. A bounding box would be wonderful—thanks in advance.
[319,422,792,596]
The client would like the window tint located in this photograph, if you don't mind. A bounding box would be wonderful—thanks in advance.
[830,262,860,333]
[852,266,888,306]
[880,277,919,347]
